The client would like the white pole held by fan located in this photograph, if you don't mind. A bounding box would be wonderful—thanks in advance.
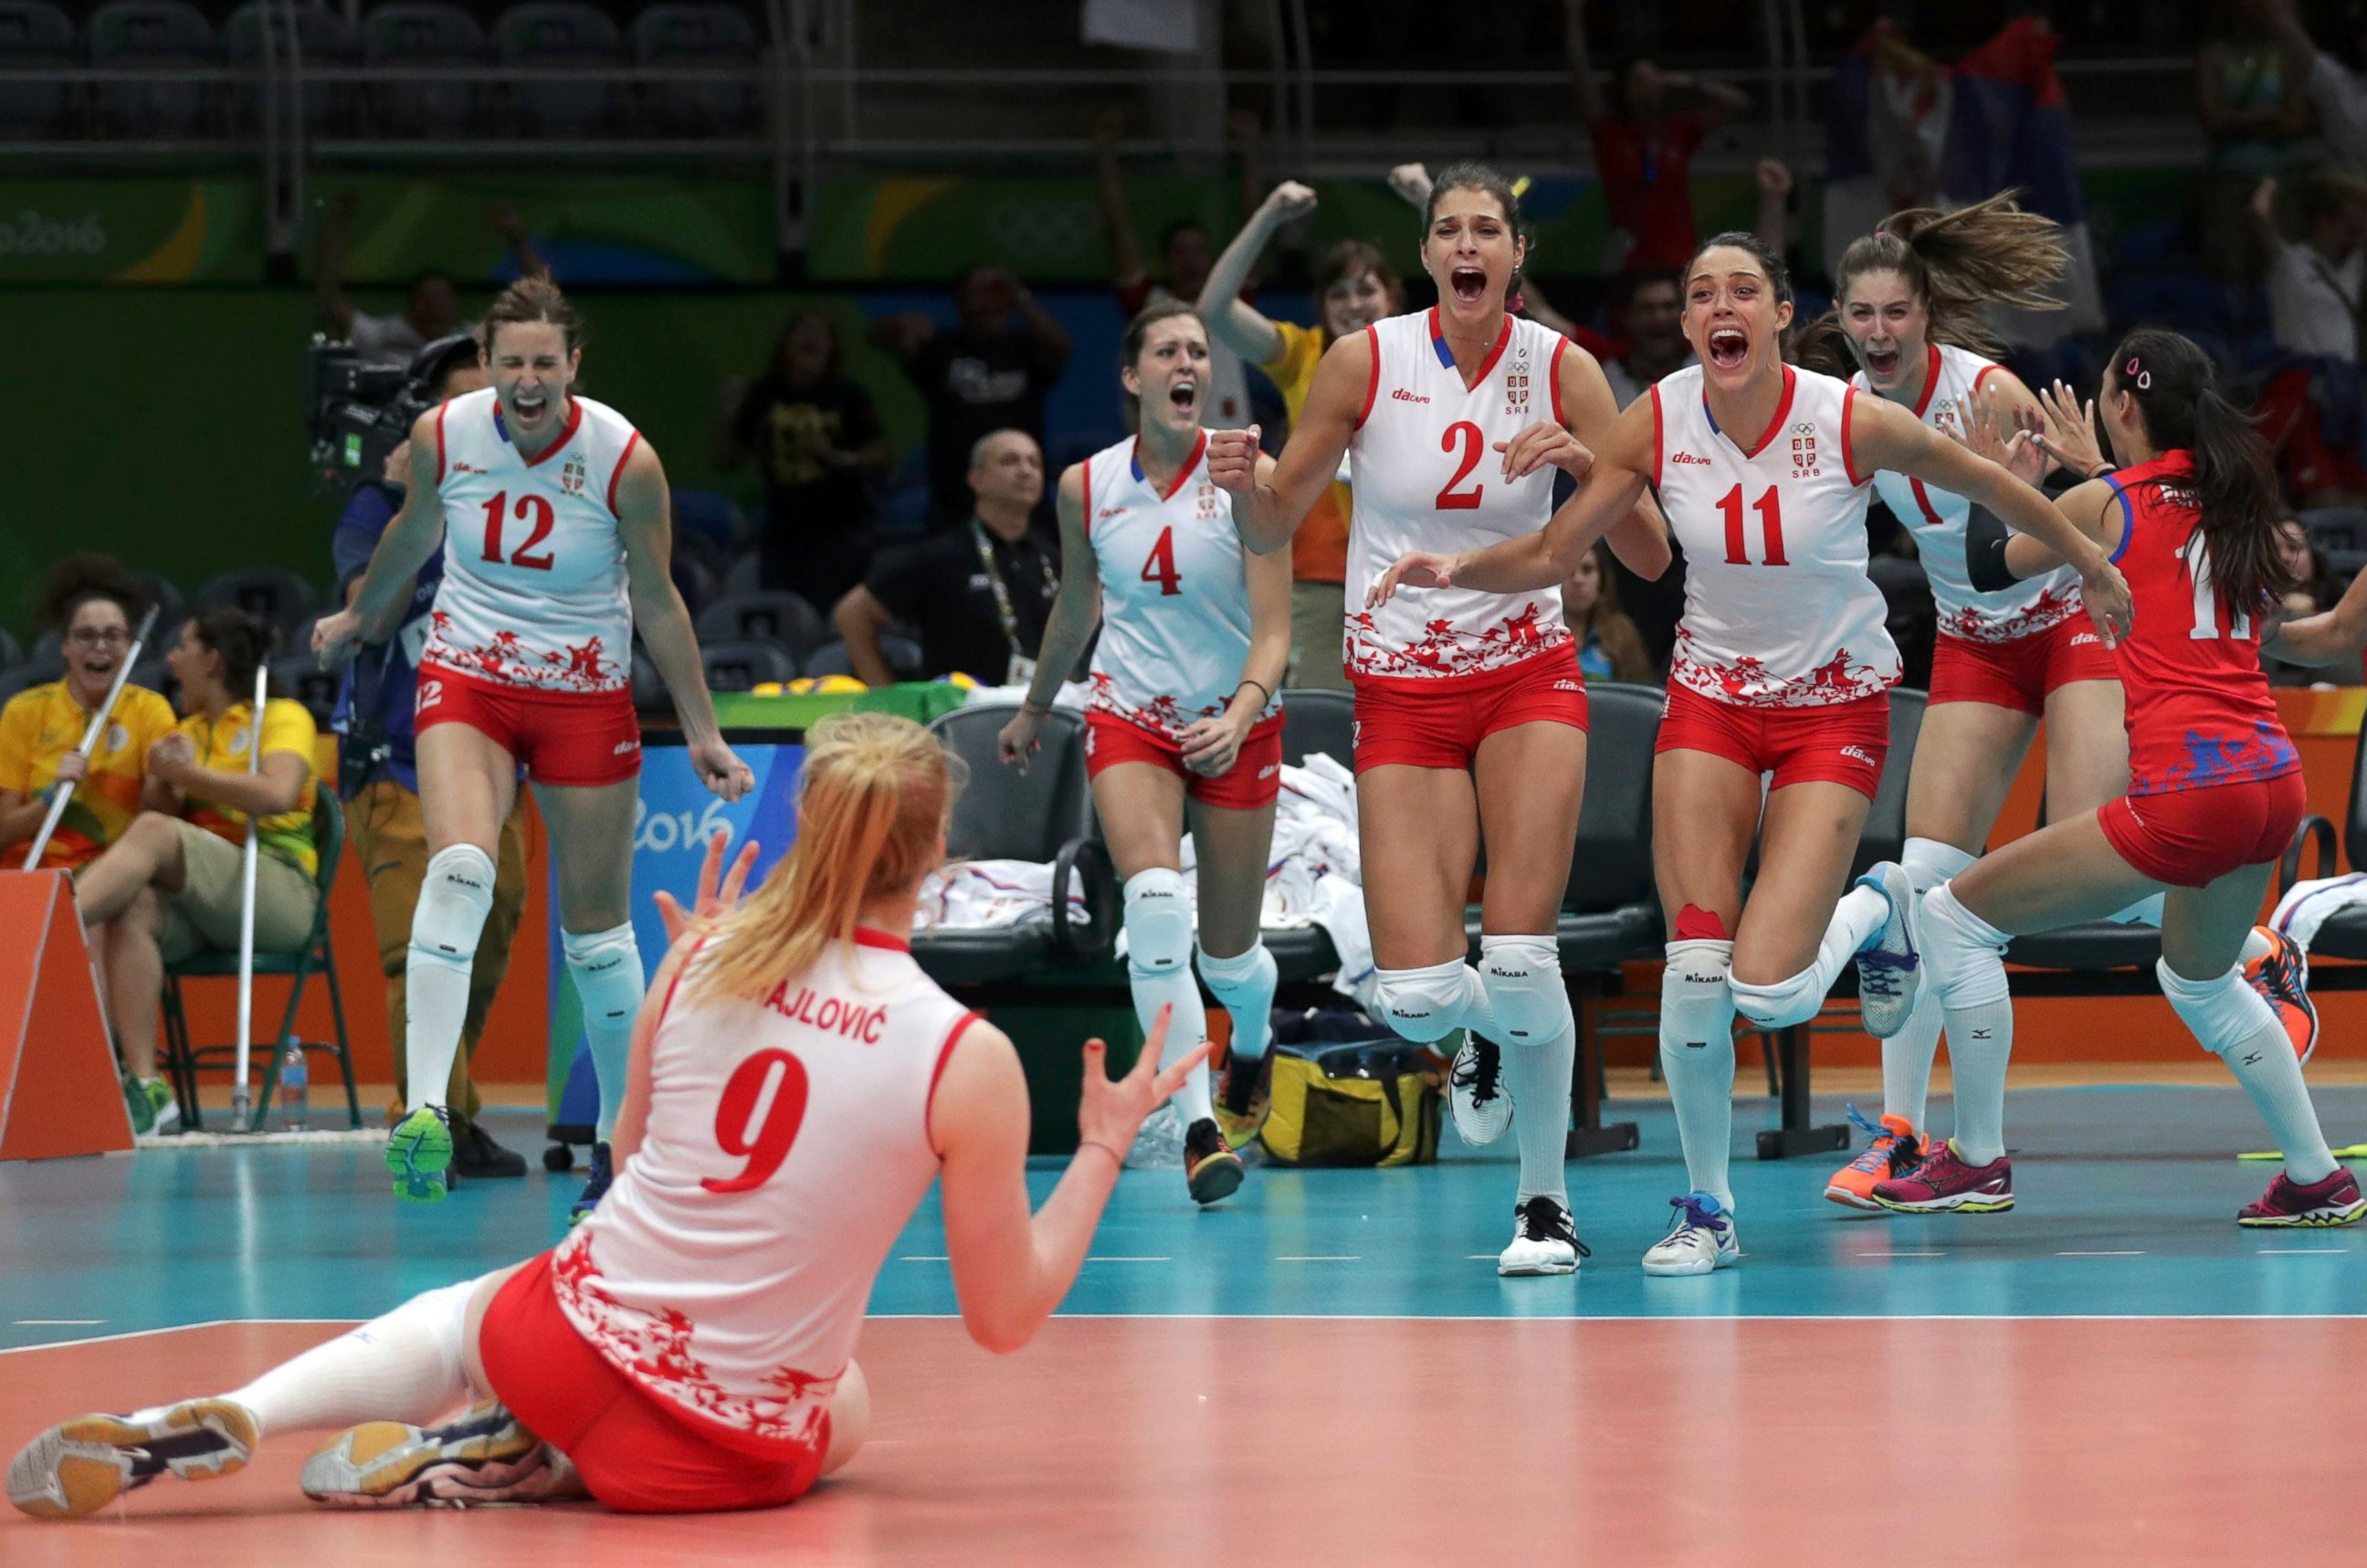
[23,605,160,871]
[229,663,268,1131]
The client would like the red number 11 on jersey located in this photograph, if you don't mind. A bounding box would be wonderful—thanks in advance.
[1718,483,1787,566]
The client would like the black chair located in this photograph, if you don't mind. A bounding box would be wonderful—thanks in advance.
[912,704,1115,985]
[272,655,342,727]
[1278,687,1353,768]
[195,568,317,637]
[698,638,794,694]
[0,658,63,706]
[0,627,19,668]
[696,590,827,665]
[801,637,925,683]
[629,646,668,711]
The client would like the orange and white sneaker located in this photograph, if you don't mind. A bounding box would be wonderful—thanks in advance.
[1825,1105,1927,1211]
[2244,925,2318,1065]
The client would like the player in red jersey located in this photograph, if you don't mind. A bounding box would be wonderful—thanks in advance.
[1869,329,2362,1227]
[1368,233,2130,1274]
[1209,163,1670,1277]
[314,279,753,1216]
[998,300,1291,1202]
[7,717,1209,1521]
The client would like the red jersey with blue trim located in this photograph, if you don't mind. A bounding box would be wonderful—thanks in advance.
[2102,449,2298,796]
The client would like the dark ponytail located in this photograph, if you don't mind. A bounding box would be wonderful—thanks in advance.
[2110,327,2292,619]
[188,607,278,703]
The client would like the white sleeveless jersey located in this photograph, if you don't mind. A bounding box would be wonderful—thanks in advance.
[551,931,973,1446]
[1651,363,1900,707]
[1079,431,1281,740]
[421,387,640,694]
[1344,310,1572,683]
[1855,342,2084,643]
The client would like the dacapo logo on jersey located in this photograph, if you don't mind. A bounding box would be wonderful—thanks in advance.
[1670,450,1712,467]
[1392,387,1431,405]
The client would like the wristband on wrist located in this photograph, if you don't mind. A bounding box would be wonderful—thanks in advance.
[2088,461,2116,479]
[1234,678,1271,707]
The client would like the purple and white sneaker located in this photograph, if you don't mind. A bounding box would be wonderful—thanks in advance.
[1871,1142,2015,1214]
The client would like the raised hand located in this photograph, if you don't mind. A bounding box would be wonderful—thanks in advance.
[1260,182,1319,225]
[1078,1005,1213,1156]
[1206,426,1262,494]
[655,826,761,942]
[1948,383,2045,487]
[2035,379,2108,479]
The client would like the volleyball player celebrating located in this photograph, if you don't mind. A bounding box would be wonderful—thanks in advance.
[998,300,1291,1204]
[314,278,752,1215]
[8,716,1211,1520]
[1368,233,2130,1273]
[1868,331,2361,1225]
[1208,163,1670,1276]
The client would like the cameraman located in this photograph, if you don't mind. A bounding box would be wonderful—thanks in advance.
[329,335,529,1180]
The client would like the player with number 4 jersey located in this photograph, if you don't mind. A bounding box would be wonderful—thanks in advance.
[7,719,1212,1520]
[1211,163,1672,1279]
[1002,301,1291,1193]
[1369,230,2130,1276]
[314,279,752,1221]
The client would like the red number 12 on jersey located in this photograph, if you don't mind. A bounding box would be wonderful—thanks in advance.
[479,491,557,571]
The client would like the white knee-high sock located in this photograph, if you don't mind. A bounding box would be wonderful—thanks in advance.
[405,846,496,1118]
[1921,883,2015,1164]
[213,1279,477,1439]
[1728,884,1891,1031]
[2159,961,2339,1184]
[1888,838,1978,1131]
[1659,939,1738,1212]
[2240,927,2274,966]
[1479,935,1578,1207]
[563,924,646,1142]
[1126,869,1213,1125]
[1196,940,1278,1061]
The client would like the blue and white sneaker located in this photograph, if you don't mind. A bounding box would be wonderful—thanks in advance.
[568,1141,613,1226]
[1852,861,1922,1039]
[1642,1193,1741,1276]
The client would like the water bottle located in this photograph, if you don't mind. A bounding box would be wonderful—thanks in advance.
[279,1042,309,1132]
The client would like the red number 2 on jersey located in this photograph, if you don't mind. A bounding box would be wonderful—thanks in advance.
[479,491,558,572]
[1436,421,1486,510]
[702,1047,810,1194]
[1717,484,1788,566]
[1140,526,1184,595]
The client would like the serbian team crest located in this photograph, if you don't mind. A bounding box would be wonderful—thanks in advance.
[1789,420,1822,479]
[560,452,589,497]
[1931,398,1962,438]
[1196,479,1219,520]
[1504,343,1531,418]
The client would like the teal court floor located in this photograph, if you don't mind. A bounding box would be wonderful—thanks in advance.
[4,1085,2364,1565]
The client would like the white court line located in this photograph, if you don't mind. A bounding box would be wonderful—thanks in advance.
[899,1255,948,1262]
[13,1319,103,1326]
[1857,1250,1943,1258]
[0,1319,349,1355]
[2257,1247,2350,1255]
[1085,1256,1171,1263]
[1274,1256,1360,1262]
[2057,1250,2146,1258]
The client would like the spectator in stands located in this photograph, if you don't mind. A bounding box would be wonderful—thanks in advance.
[0,557,179,1130]
[2263,0,2367,176]
[2196,0,2314,282]
[315,197,548,365]
[832,430,1058,688]
[2254,171,2367,505]
[328,340,529,1178]
[1564,542,1656,682]
[72,612,320,1135]
[717,311,889,616]
[1596,267,1693,409]
[1200,184,1403,691]
[1091,106,1278,434]
[2267,514,2352,684]
[872,267,1072,530]
[1563,0,1749,271]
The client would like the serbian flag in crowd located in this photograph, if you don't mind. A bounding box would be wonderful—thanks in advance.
[1824,16,2103,348]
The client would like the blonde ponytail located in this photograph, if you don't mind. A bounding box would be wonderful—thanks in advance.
[689,713,963,1005]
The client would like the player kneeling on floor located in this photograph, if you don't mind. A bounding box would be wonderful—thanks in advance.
[7,714,1206,1521]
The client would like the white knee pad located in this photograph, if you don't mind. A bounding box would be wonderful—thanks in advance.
[1901,837,1977,893]
[1658,939,1734,1053]
[1920,883,2012,1010]
[1372,959,1481,1045]
[1662,939,1734,996]
[1728,965,1832,1031]
[1478,934,1572,1045]
[561,923,646,1031]
[1123,868,1194,980]
[2157,961,2272,1056]
[408,844,496,970]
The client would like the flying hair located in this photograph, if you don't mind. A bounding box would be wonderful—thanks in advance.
[1833,190,2067,358]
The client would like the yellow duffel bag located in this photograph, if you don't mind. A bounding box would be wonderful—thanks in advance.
[1257,1039,1443,1168]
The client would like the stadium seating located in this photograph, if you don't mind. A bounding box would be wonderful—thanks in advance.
[271,653,341,725]
[801,637,925,682]
[697,637,795,693]
[363,1,482,135]
[195,567,318,638]
[223,1,360,133]
[0,1,76,135]
[493,1,621,134]
[670,488,749,552]
[0,629,18,668]
[0,660,61,706]
[695,590,827,664]
[630,1,756,134]
[88,0,212,138]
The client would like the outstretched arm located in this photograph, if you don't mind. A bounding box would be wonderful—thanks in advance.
[1091,110,1148,302]
[313,410,449,666]
[1197,183,1318,368]
[1001,467,1105,764]
[1562,0,1605,124]
[2267,565,2367,665]
[1557,342,1672,580]
[1205,331,1366,553]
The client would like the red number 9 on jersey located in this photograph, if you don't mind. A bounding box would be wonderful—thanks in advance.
[703,1047,810,1194]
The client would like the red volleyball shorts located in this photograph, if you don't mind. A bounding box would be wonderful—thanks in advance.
[1350,651,1590,773]
[416,664,642,787]
[1927,618,2120,715]
[1655,682,1892,799]
[477,1250,828,1515]
[1084,711,1285,809]
[2098,771,2308,888]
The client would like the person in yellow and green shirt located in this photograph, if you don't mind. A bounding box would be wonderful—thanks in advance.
[74,609,321,1136]
[1199,182,1403,693]
[0,557,180,1129]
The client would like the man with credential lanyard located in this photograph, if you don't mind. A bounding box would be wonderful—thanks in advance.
[835,428,1062,687]
[329,334,531,1181]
